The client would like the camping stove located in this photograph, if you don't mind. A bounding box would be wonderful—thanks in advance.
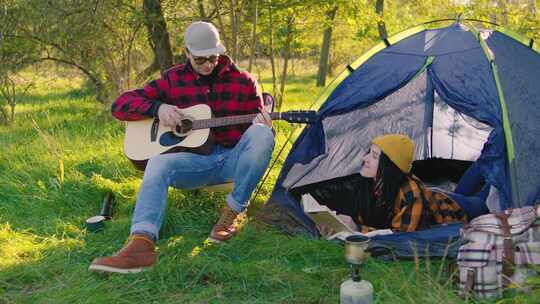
[341,235,373,304]
[344,235,370,280]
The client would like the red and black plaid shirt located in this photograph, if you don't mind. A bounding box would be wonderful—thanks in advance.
[111,55,263,147]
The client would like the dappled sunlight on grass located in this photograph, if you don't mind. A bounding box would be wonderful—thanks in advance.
[19,68,86,93]
[90,173,141,199]
[189,245,203,258]
[0,223,84,269]
[188,239,217,258]
[166,235,185,248]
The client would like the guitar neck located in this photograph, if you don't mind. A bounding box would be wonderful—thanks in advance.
[192,112,282,129]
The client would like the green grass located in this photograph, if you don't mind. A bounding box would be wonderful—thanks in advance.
[0,73,537,303]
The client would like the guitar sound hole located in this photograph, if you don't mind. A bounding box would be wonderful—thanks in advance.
[176,119,193,135]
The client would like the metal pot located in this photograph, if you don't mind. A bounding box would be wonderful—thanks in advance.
[344,235,370,265]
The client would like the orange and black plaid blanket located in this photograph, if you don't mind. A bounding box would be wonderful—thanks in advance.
[391,176,467,232]
[358,176,467,233]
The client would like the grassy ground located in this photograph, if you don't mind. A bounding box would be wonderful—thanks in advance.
[0,70,536,303]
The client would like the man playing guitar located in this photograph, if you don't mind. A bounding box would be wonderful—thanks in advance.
[89,21,275,274]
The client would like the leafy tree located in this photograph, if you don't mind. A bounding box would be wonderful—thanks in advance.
[316,5,337,87]
[1,0,150,102]
[2,0,538,109]
[138,0,175,82]
[0,73,32,125]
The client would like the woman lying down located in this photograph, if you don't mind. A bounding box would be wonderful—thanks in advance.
[296,134,490,237]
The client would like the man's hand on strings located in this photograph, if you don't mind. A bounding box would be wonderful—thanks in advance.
[158,104,183,128]
[253,107,272,128]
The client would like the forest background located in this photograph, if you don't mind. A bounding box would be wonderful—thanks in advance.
[1,0,539,118]
[1,0,540,303]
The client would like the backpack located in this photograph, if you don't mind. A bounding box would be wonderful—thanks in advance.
[457,205,540,299]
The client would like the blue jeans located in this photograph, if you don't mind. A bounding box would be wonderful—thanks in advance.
[448,161,490,219]
[130,124,275,240]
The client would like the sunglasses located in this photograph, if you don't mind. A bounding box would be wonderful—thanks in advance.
[192,55,219,65]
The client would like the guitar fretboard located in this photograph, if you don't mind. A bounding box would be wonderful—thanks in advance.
[192,112,282,129]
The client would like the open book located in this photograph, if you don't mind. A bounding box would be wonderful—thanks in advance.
[301,193,393,241]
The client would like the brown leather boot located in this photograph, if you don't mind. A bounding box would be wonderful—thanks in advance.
[88,234,157,274]
[208,204,244,243]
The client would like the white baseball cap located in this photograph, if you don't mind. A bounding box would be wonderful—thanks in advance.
[184,21,226,56]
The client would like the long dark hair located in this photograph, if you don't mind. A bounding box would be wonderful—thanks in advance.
[357,152,409,228]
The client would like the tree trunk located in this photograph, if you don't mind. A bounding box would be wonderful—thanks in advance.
[126,23,143,89]
[316,7,337,87]
[247,0,258,72]
[143,0,174,73]
[197,0,207,19]
[0,78,14,124]
[277,15,294,111]
[228,0,239,62]
[497,0,508,25]
[0,108,7,125]
[136,58,159,83]
[10,99,15,122]
[268,1,277,98]
[212,0,231,54]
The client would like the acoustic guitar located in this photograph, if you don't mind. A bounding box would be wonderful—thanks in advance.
[124,104,318,170]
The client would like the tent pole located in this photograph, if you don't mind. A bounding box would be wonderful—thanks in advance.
[466,21,521,208]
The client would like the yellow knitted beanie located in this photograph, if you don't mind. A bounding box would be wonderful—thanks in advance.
[372,134,415,173]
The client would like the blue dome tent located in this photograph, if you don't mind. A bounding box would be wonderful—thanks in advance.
[258,20,540,256]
